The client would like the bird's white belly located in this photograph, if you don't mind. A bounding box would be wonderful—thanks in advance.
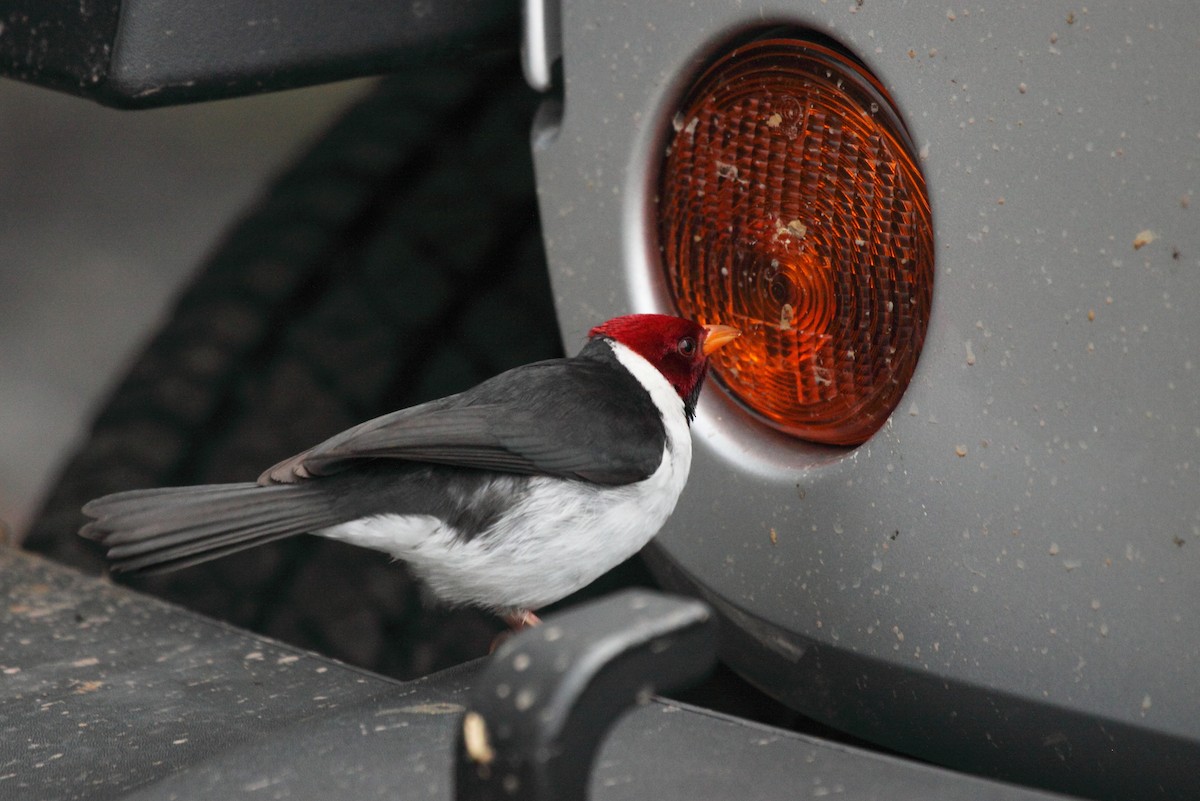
[316,339,693,611]
[318,450,687,610]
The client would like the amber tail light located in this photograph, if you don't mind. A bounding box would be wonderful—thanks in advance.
[657,37,934,446]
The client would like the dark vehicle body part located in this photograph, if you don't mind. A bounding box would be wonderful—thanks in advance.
[1,546,1067,801]
[455,590,717,801]
[0,0,516,107]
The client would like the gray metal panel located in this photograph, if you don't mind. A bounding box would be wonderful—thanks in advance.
[531,0,1198,794]
[1,546,1067,799]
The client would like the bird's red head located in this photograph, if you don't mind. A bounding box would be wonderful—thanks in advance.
[589,314,740,416]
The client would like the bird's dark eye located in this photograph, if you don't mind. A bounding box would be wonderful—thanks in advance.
[677,336,697,357]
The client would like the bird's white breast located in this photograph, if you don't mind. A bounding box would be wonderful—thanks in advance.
[317,340,692,611]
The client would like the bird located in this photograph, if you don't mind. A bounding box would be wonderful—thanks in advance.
[80,314,739,630]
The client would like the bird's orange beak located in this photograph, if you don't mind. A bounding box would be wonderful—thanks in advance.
[702,324,741,355]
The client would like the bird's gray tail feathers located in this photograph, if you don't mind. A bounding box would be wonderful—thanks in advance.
[80,483,338,574]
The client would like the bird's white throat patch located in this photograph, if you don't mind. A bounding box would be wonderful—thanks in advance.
[606,338,691,448]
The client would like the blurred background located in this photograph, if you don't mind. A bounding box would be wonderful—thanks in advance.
[0,57,581,680]
[0,76,375,538]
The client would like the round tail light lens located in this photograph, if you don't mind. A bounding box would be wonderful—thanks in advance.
[657,37,934,446]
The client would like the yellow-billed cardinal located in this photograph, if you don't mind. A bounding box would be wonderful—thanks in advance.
[80,314,739,629]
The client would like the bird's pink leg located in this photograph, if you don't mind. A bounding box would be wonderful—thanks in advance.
[490,610,542,653]
[503,610,542,630]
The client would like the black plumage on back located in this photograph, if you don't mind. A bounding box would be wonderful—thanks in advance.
[264,339,667,485]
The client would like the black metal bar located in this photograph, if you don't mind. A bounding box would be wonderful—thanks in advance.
[455,590,718,801]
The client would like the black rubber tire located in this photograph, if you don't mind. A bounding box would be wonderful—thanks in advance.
[23,57,570,678]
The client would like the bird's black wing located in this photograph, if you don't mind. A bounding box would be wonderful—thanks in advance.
[261,343,669,487]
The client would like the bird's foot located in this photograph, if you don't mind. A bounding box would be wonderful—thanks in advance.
[490,609,542,653]
[503,609,542,630]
